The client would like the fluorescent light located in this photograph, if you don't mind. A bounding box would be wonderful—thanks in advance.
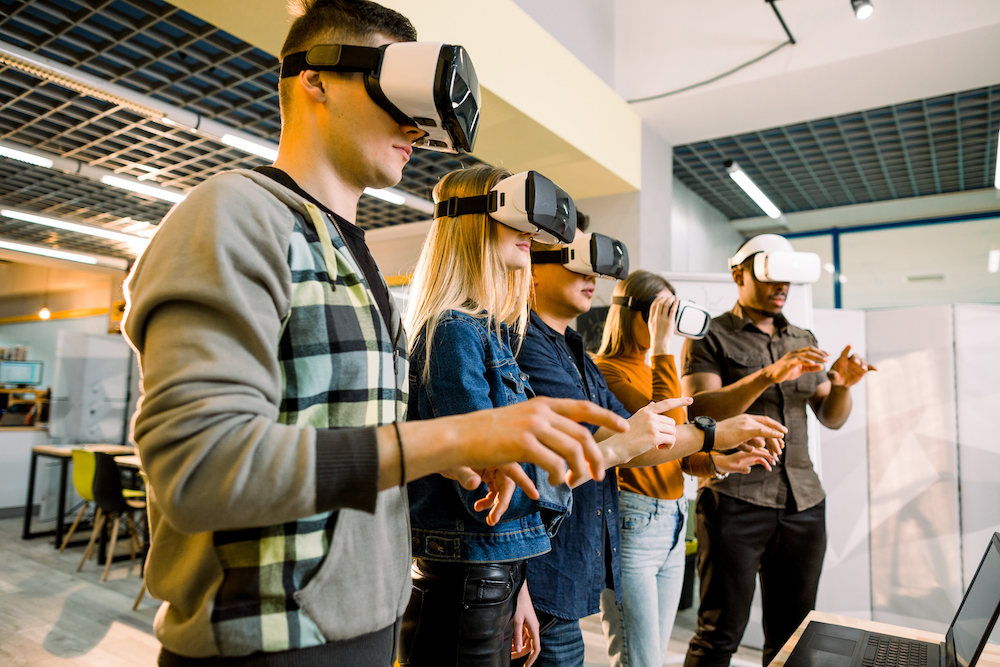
[221,134,279,161]
[989,249,1000,274]
[101,176,186,203]
[364,188,407,206]
[1,209,148,247]
[0,144,54,169]
[0,239,99,265]
[851,0,874,19]
[725,160,782,219]
[995,129,1000,190]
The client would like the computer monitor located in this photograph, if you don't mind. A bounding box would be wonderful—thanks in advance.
[0,360,44,387]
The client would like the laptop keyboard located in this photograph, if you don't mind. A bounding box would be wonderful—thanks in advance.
[863,634,929,667]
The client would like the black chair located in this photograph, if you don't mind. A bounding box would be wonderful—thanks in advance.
[78,452,146,582]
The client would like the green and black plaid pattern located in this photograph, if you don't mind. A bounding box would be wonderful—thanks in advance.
[209,206,408,654]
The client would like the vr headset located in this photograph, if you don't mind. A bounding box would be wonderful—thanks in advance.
[531,232,629,280]
[434,170,576,244]
[729,234,821,284]
[612,296,712,340]
[281,42,480,153]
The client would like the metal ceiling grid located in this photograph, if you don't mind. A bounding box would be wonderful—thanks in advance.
[673,83,1000,220]
[0,0,480,260]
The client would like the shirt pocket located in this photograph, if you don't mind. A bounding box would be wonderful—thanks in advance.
[500,368,529,405]
[726,349,764,383]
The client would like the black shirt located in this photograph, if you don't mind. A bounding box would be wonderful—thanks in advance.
[255,166,393,328]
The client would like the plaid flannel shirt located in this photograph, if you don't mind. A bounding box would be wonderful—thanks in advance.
[208,202,408,654]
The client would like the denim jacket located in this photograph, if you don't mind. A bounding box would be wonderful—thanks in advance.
[515,310,632,619]
[407,310,573,563]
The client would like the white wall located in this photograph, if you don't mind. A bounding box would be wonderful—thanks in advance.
[510,0,616,88]
[670,177,745,274]
[0,315,111,388]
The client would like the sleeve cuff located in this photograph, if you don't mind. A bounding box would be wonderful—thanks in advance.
[314,426,380,514]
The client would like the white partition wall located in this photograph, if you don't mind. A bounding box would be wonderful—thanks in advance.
[811,308,872,620]
[866,306,963,632]
[953,305,1000,587]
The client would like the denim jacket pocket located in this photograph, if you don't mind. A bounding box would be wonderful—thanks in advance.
[500,369,528,404]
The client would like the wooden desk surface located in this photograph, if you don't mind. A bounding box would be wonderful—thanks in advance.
[113,454,142,470]
[31,444,136,457]
[772,611,1000,667]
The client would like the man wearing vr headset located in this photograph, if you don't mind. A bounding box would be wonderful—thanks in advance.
[122,2,628,666]
[681,234,876,667]
[513,228,789,667]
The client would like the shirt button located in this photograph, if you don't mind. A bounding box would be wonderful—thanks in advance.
[596,510,601,516]
[613,547,617,553]
[597,550,601,557]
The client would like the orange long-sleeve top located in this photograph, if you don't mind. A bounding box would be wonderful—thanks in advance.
[594,352,715,500]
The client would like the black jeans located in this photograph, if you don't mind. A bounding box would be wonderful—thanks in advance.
[684,490,826,667]
[399,558,526,667]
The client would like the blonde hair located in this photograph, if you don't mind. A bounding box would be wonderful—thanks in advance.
[406,165,530,376]
[594,270,674,360]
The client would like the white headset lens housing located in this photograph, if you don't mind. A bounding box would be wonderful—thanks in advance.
[535,232,629,279]
[280,42,480,154]
[753,251,822,283]
[675,301,711,339]
[729,234,822,284]
[376,42,481,153]
[490,171,576,244]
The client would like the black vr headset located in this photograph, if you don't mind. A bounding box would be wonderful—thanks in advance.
[612,296,712,339]
[281,42,480,153]
[434,171,577,244]
[532,232,629,280]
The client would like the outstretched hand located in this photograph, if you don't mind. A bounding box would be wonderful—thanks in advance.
[764,347,828,384]
[827,345,876,388]
[714,413,787,453]
[714,446,777,474]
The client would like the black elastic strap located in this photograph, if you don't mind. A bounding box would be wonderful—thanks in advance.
[529,249,569,265]
[433,192,498,218]
[280,44,383,79]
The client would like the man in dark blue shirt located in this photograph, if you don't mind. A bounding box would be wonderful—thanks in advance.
[516,234,789,667]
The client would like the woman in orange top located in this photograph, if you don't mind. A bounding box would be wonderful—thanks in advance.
[594,270,774,667]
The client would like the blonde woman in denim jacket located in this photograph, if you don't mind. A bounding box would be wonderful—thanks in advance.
[399,165,569,667]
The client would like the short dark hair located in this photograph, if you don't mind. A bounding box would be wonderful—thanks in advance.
[282,0,416,59]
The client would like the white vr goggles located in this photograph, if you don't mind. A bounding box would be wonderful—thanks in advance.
[281,42,481,153]
[729,234,821,284]
[611,296,712,340]
[434,170,577,244]
[531,232,629,280]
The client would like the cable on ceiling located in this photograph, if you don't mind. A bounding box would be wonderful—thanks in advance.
[628,0,796,104]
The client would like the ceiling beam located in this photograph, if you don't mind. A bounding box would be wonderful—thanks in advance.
[167,0,642,199]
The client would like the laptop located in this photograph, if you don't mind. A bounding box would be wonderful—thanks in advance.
[785,532,1000,667]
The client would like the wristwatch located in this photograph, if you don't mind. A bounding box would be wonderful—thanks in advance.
[693,416,717,453]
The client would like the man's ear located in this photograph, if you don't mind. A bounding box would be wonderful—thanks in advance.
[732,266,745,286]
[299,70,328,103]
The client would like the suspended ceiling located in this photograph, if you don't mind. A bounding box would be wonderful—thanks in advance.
[0,0,482,264]
[673,82,1000,220]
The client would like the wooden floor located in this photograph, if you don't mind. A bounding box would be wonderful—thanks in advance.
[0,515,762,667]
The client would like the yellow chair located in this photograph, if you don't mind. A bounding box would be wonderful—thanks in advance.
[59,449,97,552]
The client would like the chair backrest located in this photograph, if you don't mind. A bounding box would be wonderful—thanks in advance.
[92,451,134,514]
[70,449,97,502]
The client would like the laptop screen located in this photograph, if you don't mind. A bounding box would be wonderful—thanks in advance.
[951,534,1000,667]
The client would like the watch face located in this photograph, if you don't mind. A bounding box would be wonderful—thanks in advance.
[696,416,715,427]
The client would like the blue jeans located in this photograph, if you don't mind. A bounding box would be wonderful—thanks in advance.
[512,612,585,667]
[600,492,688,667]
